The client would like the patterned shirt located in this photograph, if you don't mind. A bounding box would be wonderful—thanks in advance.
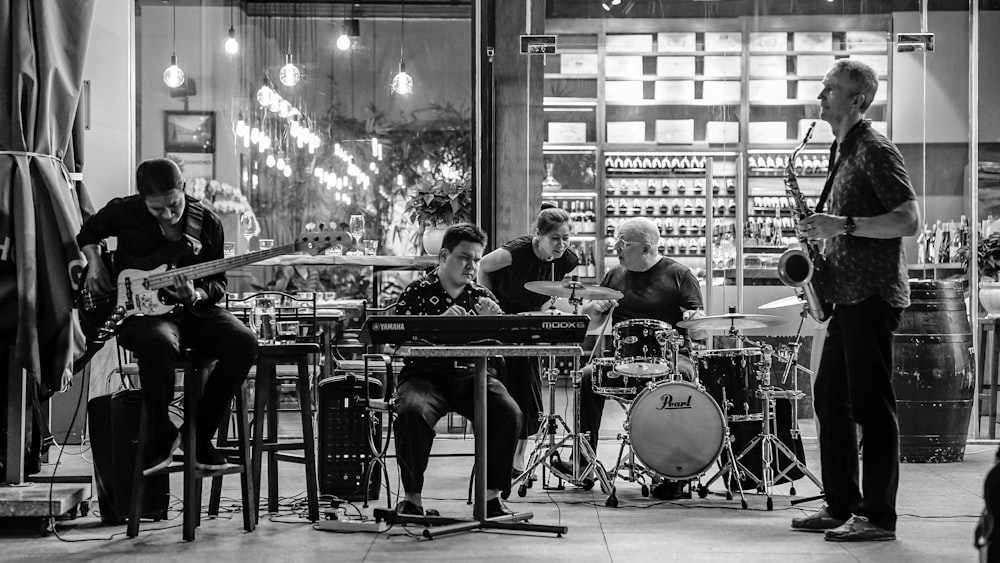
[820,120,915,308]
[394,269,502,370]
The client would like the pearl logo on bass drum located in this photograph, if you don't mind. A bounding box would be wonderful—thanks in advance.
[657,394,693,410]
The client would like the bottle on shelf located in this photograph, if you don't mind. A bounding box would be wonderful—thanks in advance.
[606,178,617,196]
[631,179,642,196]
[647,179,658,195]
[645,199,656,215]
[677,179,686,195]
[631,198,642,215]
[586,246,597,278]
[659,198,669,215]
[606,198,616,216]
[712,180,721,195]
[542,162,561,191]
[619,198,629,215]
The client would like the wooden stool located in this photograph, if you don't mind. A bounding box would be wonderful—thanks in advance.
[127,350,256,541]
[247,342,321,522]
[980,318,1000,439]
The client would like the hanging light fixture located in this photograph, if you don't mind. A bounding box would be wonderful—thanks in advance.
[337,18,360,51]
[256,76,274,108]
[162,0,186,88]
[391,0,413,95]
[223,0,239,54]
[279,19,300,87]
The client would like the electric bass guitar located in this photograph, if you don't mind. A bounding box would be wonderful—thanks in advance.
[77,229,350,342]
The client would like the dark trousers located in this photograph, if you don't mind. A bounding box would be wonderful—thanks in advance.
[815,295,902,531]
[498,356,543,439]
[117,306,258,447]
[394,364,521,494]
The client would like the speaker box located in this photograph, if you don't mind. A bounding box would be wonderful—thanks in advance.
[317,373,384,501]
[88,390,169,524]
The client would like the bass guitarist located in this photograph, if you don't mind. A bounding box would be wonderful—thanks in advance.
[77,158,257,475]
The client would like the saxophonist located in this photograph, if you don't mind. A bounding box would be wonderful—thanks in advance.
[790,60,920,542]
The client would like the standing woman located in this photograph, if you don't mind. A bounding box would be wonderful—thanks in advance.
[479,203,579,474]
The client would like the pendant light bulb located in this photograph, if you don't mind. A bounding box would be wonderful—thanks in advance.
[279,53,300,87]
[336,34,352,51]
[266,154,276,168]
[163,54,186,88]
[391,61,413,95]
[256,81,273,107]
[224,26,239,55]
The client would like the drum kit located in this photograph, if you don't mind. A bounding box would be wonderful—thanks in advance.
[513,278,823,510]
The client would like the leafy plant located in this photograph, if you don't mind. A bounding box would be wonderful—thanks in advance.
[963,232,1000,281]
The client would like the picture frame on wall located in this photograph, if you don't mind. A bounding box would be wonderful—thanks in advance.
[164,110,216,153]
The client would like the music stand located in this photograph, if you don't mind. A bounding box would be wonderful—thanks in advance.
[378,345,574,539]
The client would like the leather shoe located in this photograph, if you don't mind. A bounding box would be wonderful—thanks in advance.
[791,505,846,532]
[824,515,896,542]
[394,499,440,517]
[650,480,689,500]
[486,498,514,519]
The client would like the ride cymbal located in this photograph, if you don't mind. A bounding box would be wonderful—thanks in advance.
[676,313,786,331]
[523,280,624,301]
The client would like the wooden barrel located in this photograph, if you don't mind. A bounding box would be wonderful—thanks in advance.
[892,280,974,462]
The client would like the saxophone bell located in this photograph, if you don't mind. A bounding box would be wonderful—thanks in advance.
[777,247,813,287]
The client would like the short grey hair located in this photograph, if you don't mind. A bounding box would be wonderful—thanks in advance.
[618,217,660,246]
[830,59,878,112]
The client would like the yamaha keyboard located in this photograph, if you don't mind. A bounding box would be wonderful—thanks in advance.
[359,314,589,346]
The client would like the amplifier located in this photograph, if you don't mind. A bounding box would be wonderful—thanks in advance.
[317,373,385,502]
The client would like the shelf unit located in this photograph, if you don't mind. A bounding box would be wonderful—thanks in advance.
[542,16,891,296]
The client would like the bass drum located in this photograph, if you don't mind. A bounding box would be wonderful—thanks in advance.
[628,381,726,480]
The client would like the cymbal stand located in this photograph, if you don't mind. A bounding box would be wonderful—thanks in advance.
[515,354,612,497]
[721,308,822,510]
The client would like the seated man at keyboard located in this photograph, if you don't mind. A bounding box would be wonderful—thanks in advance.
[392,223,522,518]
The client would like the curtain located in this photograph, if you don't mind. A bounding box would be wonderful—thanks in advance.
[0,0,96,397]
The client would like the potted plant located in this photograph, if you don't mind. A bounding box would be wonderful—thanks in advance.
[403,169,472,255]
[964,232,1000,316]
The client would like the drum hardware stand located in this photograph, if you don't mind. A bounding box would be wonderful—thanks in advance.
[514,355,613,498]
[696,386,752,508]
[713,309,822,510]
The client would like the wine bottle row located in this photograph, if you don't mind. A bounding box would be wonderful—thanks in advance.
[606,216,719,237]
[606,197,739,217]
[748,154,830,176]
[550,199,598,234]
[604,235,712,256]
[605,155,708,171]
[606,177,737,197]
[750,196,819,211]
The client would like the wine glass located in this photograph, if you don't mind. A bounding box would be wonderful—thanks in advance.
[348,214,365,255]
[239,210,260,251]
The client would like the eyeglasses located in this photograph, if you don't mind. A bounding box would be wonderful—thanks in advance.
[614,238,646,250]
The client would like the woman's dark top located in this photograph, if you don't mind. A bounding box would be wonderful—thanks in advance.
[489,235,579,314]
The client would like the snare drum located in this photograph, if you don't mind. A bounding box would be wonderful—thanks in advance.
[694,348,765,422]
[628,380,726,480]
[613,319,675,376]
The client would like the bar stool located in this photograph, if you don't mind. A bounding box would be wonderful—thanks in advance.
[249,341,321,521]
[127,349,256,541]
[980,317,1000,439]
[222,292,321,522]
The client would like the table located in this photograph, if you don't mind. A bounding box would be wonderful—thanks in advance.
[395,345,578,539]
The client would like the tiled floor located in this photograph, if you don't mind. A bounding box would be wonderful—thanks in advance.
[1,395,991,562]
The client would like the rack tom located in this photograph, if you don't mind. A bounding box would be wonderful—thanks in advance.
[613,319,675,376]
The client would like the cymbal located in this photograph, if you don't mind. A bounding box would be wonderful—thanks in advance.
[676,313,786,331]
[759,295,807,310]
[523,280,624,301]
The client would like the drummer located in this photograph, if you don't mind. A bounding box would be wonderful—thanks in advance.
[580,217,707,500]
[479,202,579,477]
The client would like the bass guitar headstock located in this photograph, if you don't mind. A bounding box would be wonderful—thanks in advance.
[294,225,355,256]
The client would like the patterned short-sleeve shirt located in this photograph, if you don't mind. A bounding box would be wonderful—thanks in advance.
[821,120,915,308]
[394,269,502,369]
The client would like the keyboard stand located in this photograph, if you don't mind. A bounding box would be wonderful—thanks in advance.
[392,345,576,539]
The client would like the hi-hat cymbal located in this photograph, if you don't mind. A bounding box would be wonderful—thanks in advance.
[676,313,786,331]
[759,295,807,310]
[524,280,624,301]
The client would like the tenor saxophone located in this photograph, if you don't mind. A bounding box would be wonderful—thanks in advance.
[776,122,833,322]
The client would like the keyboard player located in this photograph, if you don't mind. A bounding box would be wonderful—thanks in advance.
[391,223,521,519]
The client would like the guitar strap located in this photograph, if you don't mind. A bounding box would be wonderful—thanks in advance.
[184,199,205,255]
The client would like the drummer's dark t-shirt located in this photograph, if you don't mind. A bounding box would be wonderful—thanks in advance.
[600,257,703,334]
